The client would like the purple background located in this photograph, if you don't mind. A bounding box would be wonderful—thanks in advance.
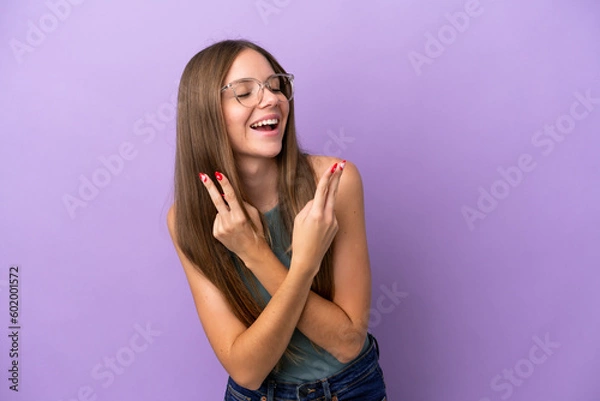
[2,0,600,400]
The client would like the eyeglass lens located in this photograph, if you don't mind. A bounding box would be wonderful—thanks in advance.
[233,75,292,107]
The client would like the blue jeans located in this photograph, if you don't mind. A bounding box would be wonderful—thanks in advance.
[224,333,387,401]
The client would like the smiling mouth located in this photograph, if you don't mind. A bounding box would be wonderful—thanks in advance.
[250,118,279,132]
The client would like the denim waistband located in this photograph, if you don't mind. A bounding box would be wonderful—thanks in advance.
[228,332,382,400]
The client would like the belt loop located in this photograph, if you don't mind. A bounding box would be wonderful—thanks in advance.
[322,379,332,400]
[267,379,276,401]
[370,333,380,358]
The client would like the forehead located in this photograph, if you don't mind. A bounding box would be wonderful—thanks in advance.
[224,49,276,83]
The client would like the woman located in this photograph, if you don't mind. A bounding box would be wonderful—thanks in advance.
[167,39,387,401]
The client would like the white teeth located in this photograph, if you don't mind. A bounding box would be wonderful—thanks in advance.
[251,118,279,128]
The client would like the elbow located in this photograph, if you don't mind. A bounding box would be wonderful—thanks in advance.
[336,345,362,364]
[225,338,273,390]
[229,365,268,391]
[230,373,264,392]
[335,335,367,364]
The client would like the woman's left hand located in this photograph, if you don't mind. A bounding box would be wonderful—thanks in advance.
[199,171,266,262]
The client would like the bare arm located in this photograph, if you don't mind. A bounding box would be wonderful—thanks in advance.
[243,159,371,363]
[167,221,313,390]
[168,161,343,389]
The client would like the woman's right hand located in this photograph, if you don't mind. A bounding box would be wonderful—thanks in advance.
[290,160,346,277]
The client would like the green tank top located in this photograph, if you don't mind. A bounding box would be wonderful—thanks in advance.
[233,204,370,383]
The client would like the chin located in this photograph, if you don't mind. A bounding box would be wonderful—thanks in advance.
[263,147,283,158]
[237,146,283,160]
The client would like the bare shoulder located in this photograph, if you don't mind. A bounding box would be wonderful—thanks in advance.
[306,154,364,203]
[166,203,178,242]
[306,154,340,173]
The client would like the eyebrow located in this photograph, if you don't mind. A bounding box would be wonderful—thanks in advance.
[229,73,277,82]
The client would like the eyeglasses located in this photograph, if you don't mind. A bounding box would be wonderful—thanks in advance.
[221,73,294,108]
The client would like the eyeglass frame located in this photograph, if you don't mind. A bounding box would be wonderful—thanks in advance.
[220,73,295,108]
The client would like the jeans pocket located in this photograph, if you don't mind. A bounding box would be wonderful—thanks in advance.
[369,333,380,359]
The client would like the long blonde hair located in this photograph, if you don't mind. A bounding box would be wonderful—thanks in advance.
[173,39,335,368]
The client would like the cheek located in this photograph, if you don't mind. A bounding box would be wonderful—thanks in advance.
[281,104,291,125]
[223,107,249,133]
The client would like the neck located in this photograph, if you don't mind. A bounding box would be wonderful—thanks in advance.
[236,157,279,213]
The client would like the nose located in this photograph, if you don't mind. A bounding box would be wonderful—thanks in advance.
[257,85,280,108]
